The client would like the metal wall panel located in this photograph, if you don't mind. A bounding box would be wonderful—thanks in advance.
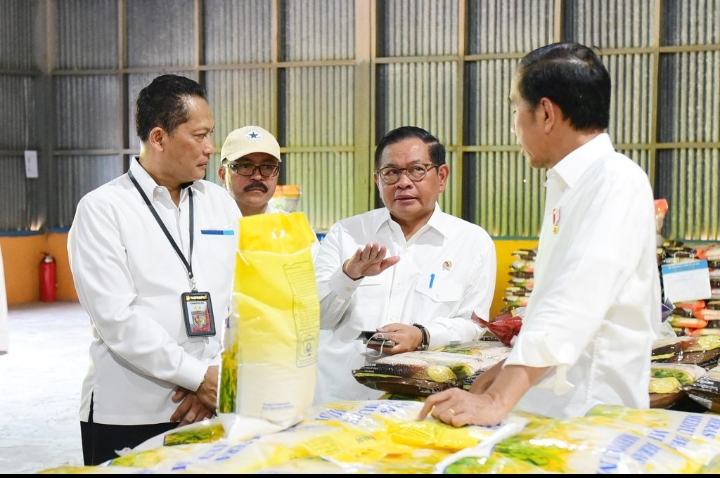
[619,148,652,174]
[438,152,460,218]
[284,152,354,232]
[464,59,517,146]
[0,75,36,149]
[376,62,457,147]
[378,0,458,57]
[282,66,354,146]
[126,0,195,68]
[464,151,545,237]
[204,0,273,64]
[0,156,39,230]
[662,0,720,46]
[467,0,554,54]
[55,0,118,70]
[563,0,654,48]
[281,66,354,227]
[205,69,275,184]
[657,149,720,240]
[0,0,36,70]
[54,155,124,228]
[658,52,720,143]
[54,75,121,150]
[604,54,653,144]
[281,0,354,61]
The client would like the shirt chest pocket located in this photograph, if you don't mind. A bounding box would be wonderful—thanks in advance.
[415,279,463,303]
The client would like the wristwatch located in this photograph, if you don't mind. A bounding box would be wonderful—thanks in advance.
[413,323,429,351]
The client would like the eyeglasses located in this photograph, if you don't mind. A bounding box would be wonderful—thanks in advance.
[376,163,439,185]
[225,163,279,178]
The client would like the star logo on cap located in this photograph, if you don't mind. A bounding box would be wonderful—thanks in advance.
[245,130,262,142]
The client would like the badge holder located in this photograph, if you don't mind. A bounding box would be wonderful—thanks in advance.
[181,291,216,337]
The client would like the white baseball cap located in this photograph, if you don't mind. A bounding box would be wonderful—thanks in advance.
[220,126,281,163]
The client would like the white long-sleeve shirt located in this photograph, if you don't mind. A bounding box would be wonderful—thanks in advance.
[314,205,496,403]
[68,158,240,425]
[507,133,661,418]
[0,244,7,354]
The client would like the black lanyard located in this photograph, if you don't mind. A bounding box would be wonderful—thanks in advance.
[128,170,196,291]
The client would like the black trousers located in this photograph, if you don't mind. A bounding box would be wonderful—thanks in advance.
[80,395,177,466]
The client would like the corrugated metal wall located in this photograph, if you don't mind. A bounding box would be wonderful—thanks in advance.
[1,0,720,241]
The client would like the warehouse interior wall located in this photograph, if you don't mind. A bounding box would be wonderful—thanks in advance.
[0,0,719,314]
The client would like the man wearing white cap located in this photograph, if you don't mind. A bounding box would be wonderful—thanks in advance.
[218,125,282,217]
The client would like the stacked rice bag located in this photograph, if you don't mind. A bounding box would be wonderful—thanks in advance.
[658,240,720,337]
[352,342,511,397]
[504,248,536,311]
[683,364,720,413]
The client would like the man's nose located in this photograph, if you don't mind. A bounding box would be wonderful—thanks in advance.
[250,167,264,179]
[395,170,414,186]
[203,136,214,155]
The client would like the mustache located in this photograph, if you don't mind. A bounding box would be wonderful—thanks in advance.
[243,181,268,193]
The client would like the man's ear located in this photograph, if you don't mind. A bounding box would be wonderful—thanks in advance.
[539,97,560,133]
[148,127,165,152]
[437,163,450,193]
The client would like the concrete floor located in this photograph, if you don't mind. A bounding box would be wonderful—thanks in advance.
[0,301,89,474]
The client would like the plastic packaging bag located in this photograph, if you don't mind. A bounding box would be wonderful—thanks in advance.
[219,212,320,438]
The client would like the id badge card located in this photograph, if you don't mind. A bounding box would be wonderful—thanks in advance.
[181,292,216,337]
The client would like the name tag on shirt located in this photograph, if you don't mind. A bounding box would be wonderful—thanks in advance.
[181,292,216,337]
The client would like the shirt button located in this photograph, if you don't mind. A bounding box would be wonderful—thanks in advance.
[345,287,352,292]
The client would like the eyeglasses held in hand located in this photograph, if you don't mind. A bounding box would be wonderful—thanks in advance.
[226,163,280,178]
[376,163,439,185]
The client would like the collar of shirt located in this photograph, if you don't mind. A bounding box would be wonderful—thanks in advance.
[129,156,206,202]
[550,133,615,191]
[370,203,452,238]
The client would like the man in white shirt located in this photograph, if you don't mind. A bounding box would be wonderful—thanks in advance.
[68,75,240,465]
[314,126,497,403]
[419,43,661,426]
[218,125,284,216]
[0,244,7,355]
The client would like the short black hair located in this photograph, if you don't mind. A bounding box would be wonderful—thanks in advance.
[516,42,611,131]
[374,126,446,169]
[135,74,207,141]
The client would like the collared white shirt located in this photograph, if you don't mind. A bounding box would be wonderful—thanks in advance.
[507,133,661,418]
[313,204,496,403]
[68,158,240,425]
[0,244,7,354]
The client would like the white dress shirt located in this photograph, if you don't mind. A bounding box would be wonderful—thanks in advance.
[0,244,7,354]
[507,133,661,418]
[68,158,240,425]
[314,204,496,403]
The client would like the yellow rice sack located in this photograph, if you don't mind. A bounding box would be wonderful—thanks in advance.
[219,212,320,433]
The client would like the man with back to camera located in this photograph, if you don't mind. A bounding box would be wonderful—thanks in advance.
[68,74,240,465]
[418,42,661,427]
[313,125,497,403]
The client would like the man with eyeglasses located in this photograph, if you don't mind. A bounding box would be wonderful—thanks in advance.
[313,125,497,403]
[218,125,282,217]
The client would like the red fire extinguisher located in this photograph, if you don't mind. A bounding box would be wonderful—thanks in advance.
[40,253,57,302]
